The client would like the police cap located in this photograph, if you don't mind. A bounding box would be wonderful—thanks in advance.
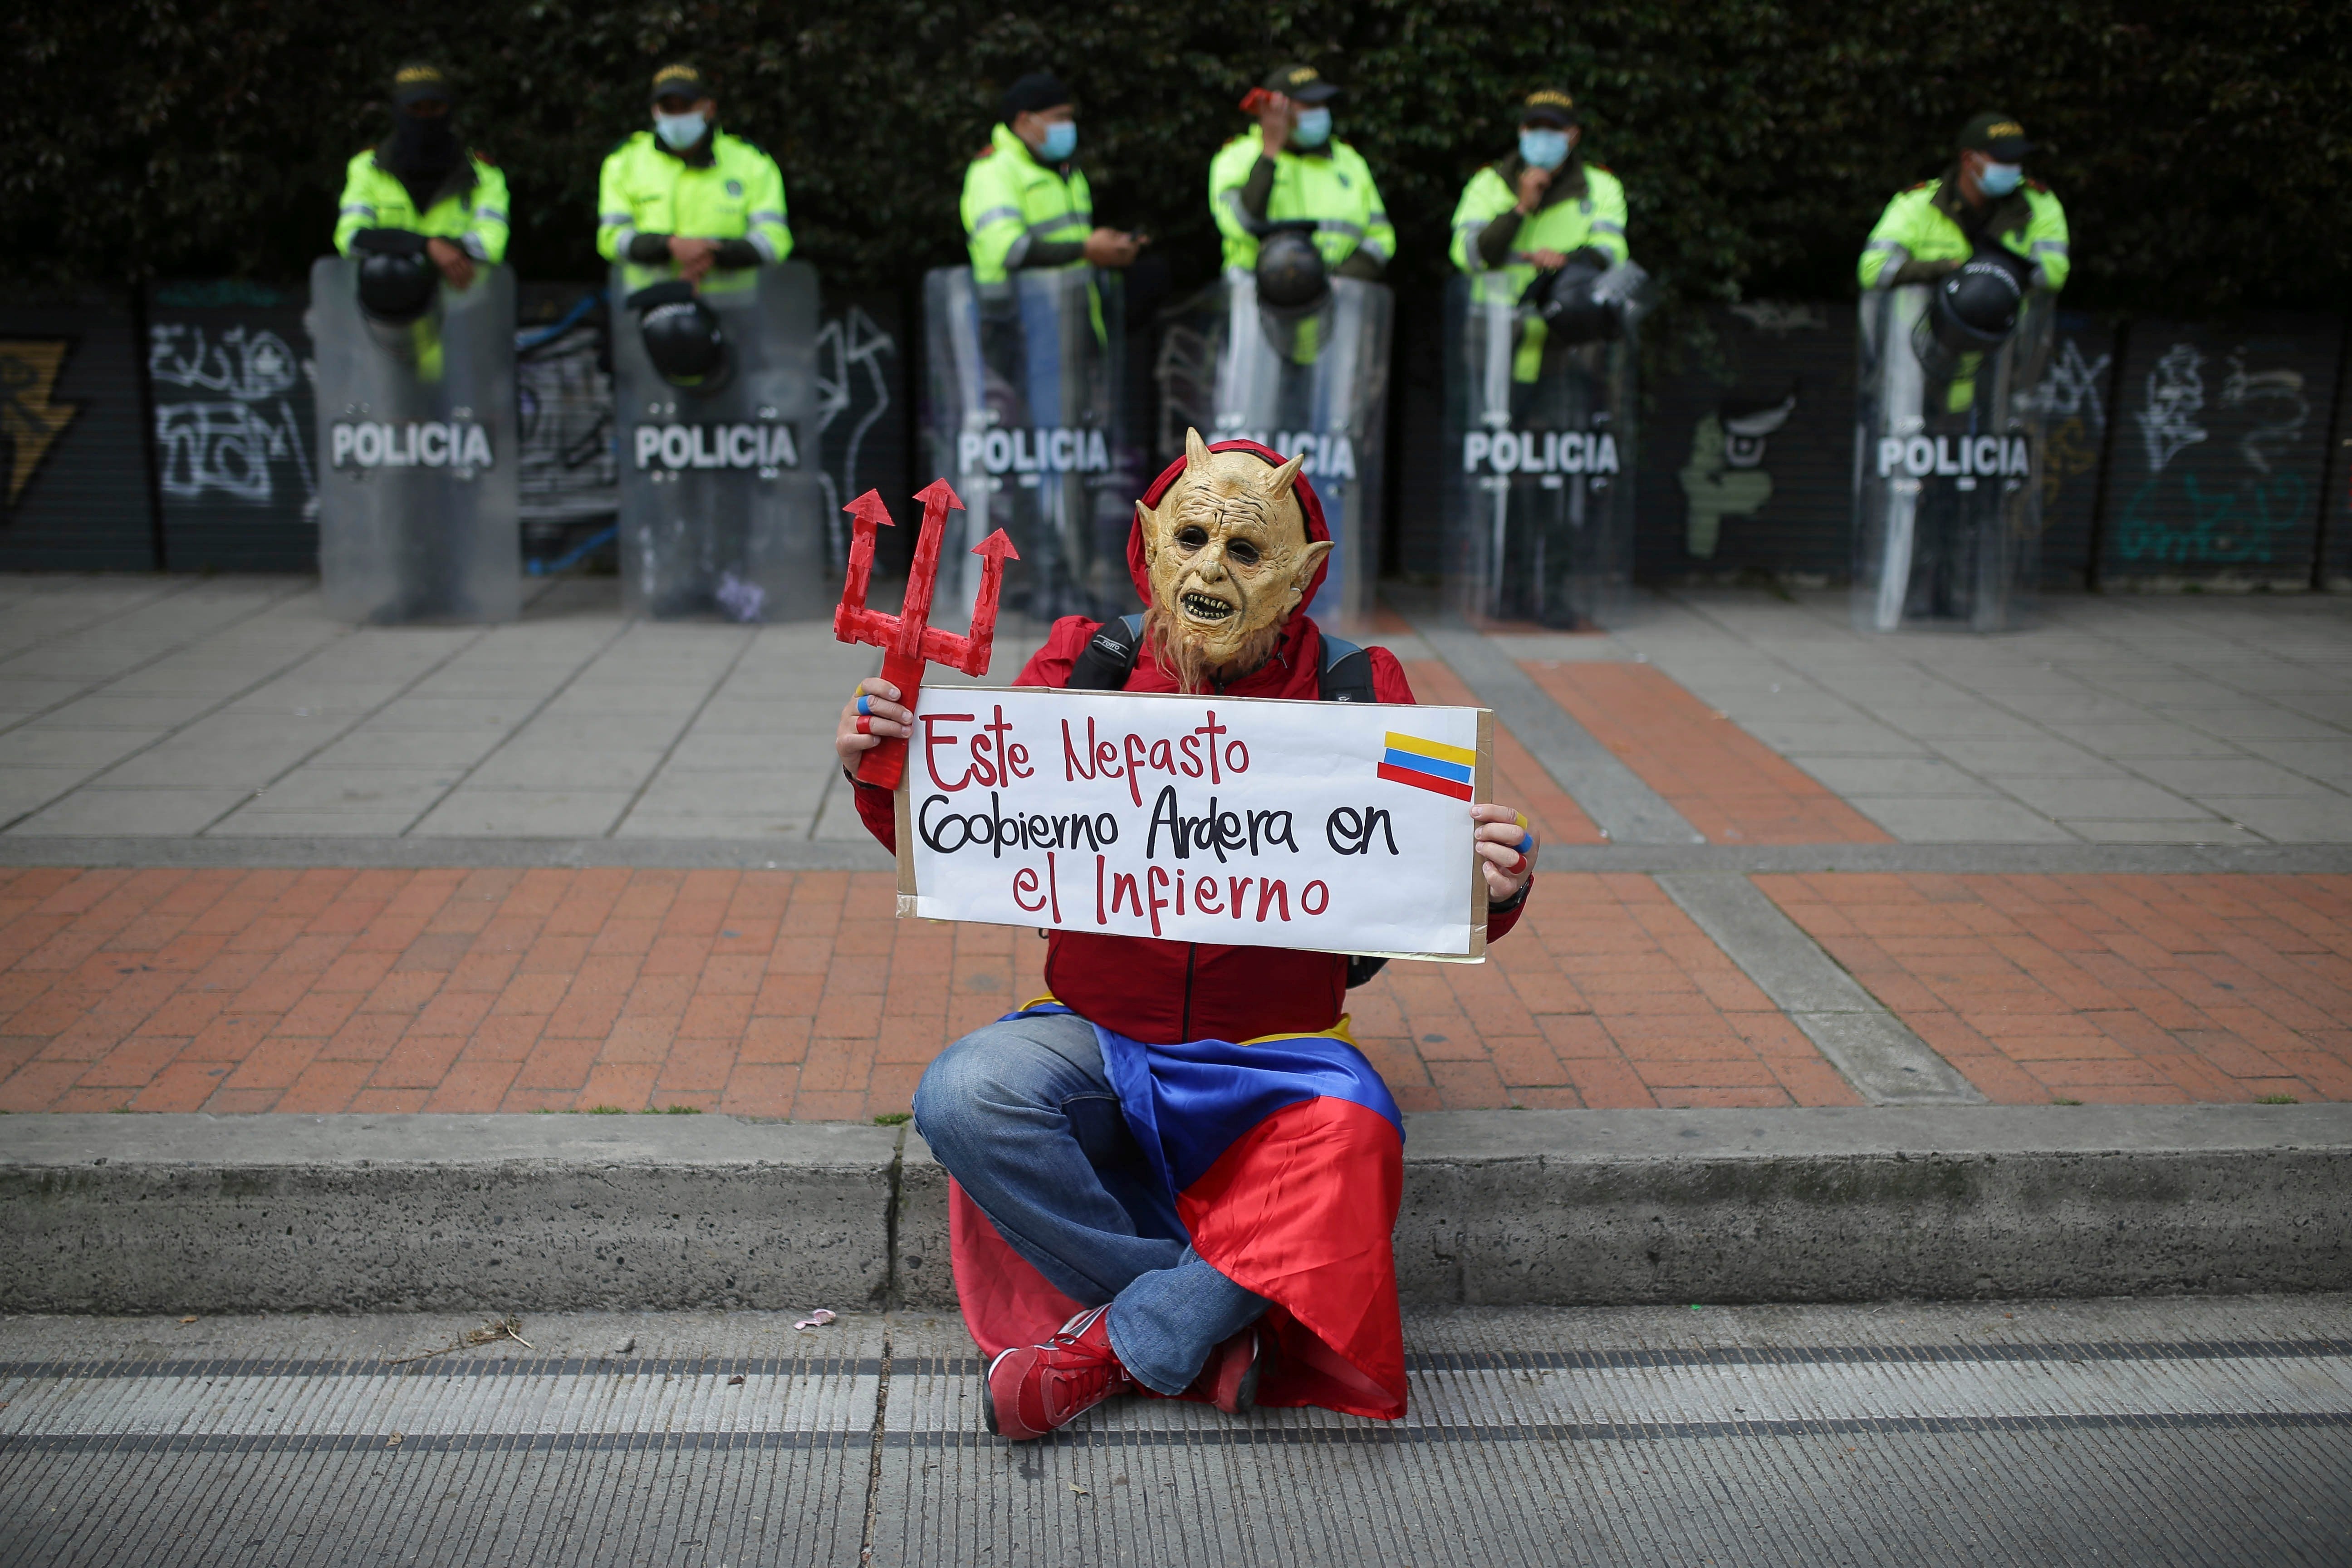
[1259,63,1339,105]
[1514,88,1579,128]
[1957,111,2036,160]
[651,63,713,106]
[1000,72,1073,122]
[392,63,453,109]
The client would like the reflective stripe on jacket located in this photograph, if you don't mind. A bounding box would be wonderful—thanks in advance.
[1448,158,1629,302]
[1858,178,2070,291]
[1208,127,1393,273]
[961,122,1093,285]
[597,129,792,291]
[333,151,510,263]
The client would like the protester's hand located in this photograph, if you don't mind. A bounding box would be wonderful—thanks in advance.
[669,235,719,284]
[1084,228,1144,267]
[1256,91,1292,155]
[838,678,911,773]
[1472,803,1539,901]
[426,237,475,291]
[1514,163,1553,214]
[1527,247,1571,271]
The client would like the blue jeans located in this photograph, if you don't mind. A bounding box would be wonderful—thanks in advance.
[912,1010,1268,1395]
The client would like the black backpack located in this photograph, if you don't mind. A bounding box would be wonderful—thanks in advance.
[1064,613,1388,986]
[1064,613,1377,702]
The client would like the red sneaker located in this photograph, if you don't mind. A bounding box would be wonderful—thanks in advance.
[1188,1325,1264,1415]
[983,1306,1139,1442]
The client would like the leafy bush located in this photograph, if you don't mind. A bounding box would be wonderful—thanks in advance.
[5,1,2344,311]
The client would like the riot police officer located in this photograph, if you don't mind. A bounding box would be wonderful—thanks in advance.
[1450,88,1627,289]
[962,72,1144,284]
[597,63,792,292]
[334,64,510,289]
[1209,63,1394,281]
[1858,112,2070,294]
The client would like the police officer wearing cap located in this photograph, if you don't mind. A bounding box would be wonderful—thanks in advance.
[1450,88,1627,289]
[334,64,510,289]
[598,64,792,292]
[1209,63,1394,281]
[962,72,1144,286]
[1859,112,2070,294]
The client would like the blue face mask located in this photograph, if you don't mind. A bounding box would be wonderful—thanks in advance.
[654,111,706,151]
[1519,128,1571,171]
[1978,161,2023,197]
[1292,107,1332,148]
[1037,120,1077,162]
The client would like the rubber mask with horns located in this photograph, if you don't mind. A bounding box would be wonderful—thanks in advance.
[1134,430,1333,691]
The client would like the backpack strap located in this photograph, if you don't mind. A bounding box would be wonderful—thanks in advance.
[1318,632,1377,704]
[1065,613,1144,690]
[1323,630,1386,987]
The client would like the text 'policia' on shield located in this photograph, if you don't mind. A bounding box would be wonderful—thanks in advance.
[1377,732,1476,801]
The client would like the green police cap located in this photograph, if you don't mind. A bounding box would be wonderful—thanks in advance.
[1958,111,2036,160]
[392,63,453,108]
[651,62,713,105]
[1260,63,1339,105]
[1515,87,1580,127]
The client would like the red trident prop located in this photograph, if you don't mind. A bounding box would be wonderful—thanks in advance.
[834,480,1018,790]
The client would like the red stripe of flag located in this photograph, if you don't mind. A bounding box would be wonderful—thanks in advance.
[1376,760,1474,800]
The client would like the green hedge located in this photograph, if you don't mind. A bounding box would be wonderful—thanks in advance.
[7,1,2345,310]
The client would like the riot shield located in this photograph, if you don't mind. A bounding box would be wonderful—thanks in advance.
[1154,274,1392,627]
[1851,284,2053,632]
[923,267,1137,622]
[1440,270,1640,627]
[611,262,827,621]
[308,256,520,622]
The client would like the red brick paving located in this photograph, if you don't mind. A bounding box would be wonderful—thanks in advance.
[0,865,1857,1117]
[1759,873,2352,1105]
[1400,658,1605,846]
[1519,660,1892,845]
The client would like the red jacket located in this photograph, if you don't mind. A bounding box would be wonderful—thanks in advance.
[854,440,1526,1044]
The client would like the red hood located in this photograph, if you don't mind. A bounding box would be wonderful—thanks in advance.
[1127,439,1333,609]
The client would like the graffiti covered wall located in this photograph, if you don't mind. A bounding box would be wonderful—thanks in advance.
[2096,315,2339,587]
[0,299,156,571]
[147,283,318,572]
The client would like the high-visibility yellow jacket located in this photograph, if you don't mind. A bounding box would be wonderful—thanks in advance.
[1858,176,2070,292]
[961,122,1093,286]
[597,129,791,292]
[1208,127,1393,273]
[333,150,509,262]
[1448,157,1628,302]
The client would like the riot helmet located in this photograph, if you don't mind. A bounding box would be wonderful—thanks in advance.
[1522,258,1623,345]
[351,230,438,324]
[1929,247,2031,353]
[1254,224,1330,311]
[628,280,727,390]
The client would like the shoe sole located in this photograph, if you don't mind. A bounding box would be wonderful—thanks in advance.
[982,1348,1014,1438]
[1226,1348,1261,1416]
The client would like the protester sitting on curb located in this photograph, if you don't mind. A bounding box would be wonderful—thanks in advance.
[833,432,1540,1441]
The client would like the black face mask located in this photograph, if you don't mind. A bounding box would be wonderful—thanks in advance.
[386,109,462,204]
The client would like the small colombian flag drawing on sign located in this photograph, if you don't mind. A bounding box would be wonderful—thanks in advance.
[1377,731,1476,801]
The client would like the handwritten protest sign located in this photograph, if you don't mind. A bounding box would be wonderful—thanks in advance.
[893,687,1494,961]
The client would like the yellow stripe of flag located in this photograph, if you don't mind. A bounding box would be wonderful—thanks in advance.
[1384,731,1477,768]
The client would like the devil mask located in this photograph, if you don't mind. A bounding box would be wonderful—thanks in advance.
[1135,429,1333,692]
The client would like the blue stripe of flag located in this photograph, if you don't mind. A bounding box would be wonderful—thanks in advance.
[1381,747,1473,785]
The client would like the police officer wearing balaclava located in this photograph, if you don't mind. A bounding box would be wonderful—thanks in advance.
[598,63,792,292]
[334,64,510,288]
[1858,112,2070,294]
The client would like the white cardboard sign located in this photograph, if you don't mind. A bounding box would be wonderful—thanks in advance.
[893,686,1493,961]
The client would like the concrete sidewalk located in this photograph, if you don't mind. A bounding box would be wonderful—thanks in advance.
[4,1298,2348,1566]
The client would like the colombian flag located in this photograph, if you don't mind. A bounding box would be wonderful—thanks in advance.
[1377,730,1476,801]
[948,1004,1407,1421]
